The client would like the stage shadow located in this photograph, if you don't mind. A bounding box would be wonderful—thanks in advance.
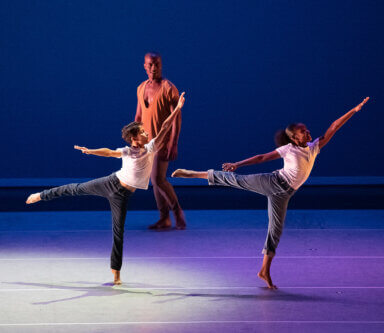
[3,281,154,305]
[3,281,336,306]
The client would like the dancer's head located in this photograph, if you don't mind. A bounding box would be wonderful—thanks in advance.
[144,52,162,81]
[275,123,312,147]
[122,122,149,146]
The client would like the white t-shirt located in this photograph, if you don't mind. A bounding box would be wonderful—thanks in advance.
[115,139,157,190]
[276,138,320,190]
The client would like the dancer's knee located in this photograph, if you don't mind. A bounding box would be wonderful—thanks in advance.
[152,175,170,188]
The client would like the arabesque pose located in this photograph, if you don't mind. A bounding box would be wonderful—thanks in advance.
[172,97,369,289]
[26,93,186,285]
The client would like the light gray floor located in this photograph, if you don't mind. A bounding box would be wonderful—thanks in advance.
[0,210,384,332]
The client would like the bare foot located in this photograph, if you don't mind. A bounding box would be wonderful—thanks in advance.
[26,193,41,204]
[257,271,277,289]
[148,217,172,230]
[111,269,122,285]
[174,210,186,230]
[171,169,193,178]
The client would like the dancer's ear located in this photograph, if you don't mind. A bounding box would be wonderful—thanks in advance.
[130,135,138,146]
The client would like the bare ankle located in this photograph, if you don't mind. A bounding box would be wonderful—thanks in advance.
[111,269,121,285]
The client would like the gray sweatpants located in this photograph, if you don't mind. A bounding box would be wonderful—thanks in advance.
[207,170,295,257]
[40,173,133,270]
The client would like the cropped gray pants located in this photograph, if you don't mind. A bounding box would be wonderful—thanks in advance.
[207,170,295,257]
[40,173,133,270]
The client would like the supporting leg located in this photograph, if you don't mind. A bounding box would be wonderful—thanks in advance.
[257,254,277,289]
[25,174,132,284]
[262,195,290,257]
[109,195,129,283]
[259,194,291,289]
[149,157,186,229]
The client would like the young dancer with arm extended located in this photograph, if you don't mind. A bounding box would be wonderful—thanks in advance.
[172,97,369,289]
[26,93,186,285]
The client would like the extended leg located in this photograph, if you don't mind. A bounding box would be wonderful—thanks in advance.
[173,169,278,198]
[26,175,116,204]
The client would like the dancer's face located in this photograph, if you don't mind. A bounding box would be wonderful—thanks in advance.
[132,126,149,146]
[144,55,162,81]
[292,124,312,146]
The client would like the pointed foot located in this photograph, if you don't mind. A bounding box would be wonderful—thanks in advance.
[171,169,193,178]
[26,193,41,204]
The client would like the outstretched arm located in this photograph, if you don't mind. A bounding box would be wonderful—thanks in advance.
[222,150,280,172]
[74,146,122,158]
[154,92,185,149]
[319,97,369,149]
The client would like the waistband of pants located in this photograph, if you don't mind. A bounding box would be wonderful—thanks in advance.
[273,171,295,194]
[110,173,135,194]
[110,173,120,184]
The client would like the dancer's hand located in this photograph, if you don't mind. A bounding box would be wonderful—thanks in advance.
[176,92,185,110]
[74,145,90,154]
[353,97,370,112]
[222,162,237,172]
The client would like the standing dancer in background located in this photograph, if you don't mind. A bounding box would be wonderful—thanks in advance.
[135,52,186,230]
[26,93,186,285]
[172,97,369,289]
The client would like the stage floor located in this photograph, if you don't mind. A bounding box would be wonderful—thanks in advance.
[0,210,383,332]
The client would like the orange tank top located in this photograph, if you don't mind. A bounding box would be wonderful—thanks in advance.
[137,79,179,140]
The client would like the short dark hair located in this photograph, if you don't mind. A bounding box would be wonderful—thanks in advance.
[274,123,300,147]
[121,122,142,144]
[145,51,161,59]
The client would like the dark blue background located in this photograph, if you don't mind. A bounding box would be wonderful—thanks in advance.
[1,0,383,178]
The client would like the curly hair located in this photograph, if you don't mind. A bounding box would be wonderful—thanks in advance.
[121,122,143,144]
[274,123,300,147]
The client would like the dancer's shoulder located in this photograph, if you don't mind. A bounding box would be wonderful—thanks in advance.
[162,79,178,91]
[137,80,149,92]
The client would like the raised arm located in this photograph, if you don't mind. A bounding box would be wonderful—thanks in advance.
[154,92,185,149]
[74,146,122,158]
[222,150,281,172]
[319,97,369,149]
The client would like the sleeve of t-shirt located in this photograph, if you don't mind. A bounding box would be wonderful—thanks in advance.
[309,138,321,155]
[116,147,131,158]
[276,144,290,158]
[145,139,157,153]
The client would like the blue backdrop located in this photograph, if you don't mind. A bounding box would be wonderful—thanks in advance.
[1,0,383,178]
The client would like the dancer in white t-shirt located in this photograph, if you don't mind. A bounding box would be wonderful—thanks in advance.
[26,93,186,285]
[172,97,369,289]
